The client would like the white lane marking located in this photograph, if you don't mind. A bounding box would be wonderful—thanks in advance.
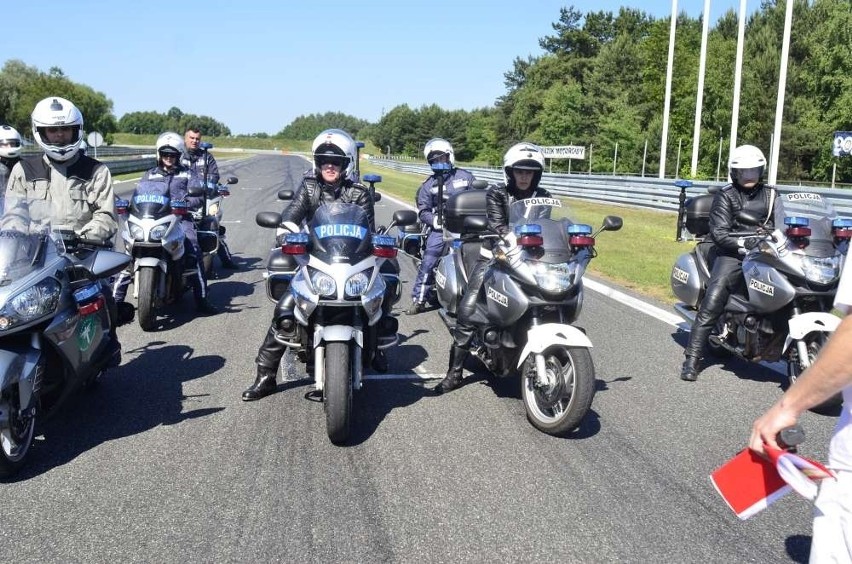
[363,373,444,381]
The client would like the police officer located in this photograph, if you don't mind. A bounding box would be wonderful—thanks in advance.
[183,127,237,270]
[242,129,388,401]
[435,142,551,394]
[680,144,776,381]
[5,97,122,361]
[0,125,22,196]
[113,132,217,314]
[407,138,475,315]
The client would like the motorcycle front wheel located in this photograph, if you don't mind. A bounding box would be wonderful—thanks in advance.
[324,341,352,445]
[0,385,36,478]
[788,333,842,415]
[521,346,595,437]
[137,266,158,331]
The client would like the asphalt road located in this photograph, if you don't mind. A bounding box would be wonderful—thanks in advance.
[1,154,838,563]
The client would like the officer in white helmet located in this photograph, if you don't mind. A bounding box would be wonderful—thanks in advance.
[0,125,23,195]
[680,144,777,381]
[407,137,476,315]
[4,96,122,361]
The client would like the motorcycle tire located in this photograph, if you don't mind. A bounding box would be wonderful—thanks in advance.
[521,346,595,437]
[0,385,36,478]
[137,267,158,331]
[324,341,352,445]
[788,332,842,416]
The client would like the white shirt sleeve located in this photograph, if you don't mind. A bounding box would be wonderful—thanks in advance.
[834,256,852,315]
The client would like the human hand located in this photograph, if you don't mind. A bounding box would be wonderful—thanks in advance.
[432,217,442,230]
[748,403,799,457]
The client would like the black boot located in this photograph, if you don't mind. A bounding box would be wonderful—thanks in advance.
[434,345,468,394]
[680,355,700,382]
[371,349,388,373]
[195,297,219,315]
[242,367,278,401]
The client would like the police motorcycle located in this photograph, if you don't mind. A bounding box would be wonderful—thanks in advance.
[434,191,623,436]
[193,176,238,277]
[671,187,850,413]
[116,183,214,331]
[256,176,416,444]
[0,198,130,477]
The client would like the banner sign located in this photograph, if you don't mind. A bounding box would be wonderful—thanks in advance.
[833,131,852,157]
[540,145,586,160]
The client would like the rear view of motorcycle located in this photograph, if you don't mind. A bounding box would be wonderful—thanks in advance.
[671,187,850,413]
[0,198,129,477]
[435,191,623,436]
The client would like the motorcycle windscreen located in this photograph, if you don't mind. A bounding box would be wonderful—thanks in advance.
[130,192,171,219]
[775,192,838,258]
[0,196,63,283]
[507,199,572,262]
[308,202,372,263]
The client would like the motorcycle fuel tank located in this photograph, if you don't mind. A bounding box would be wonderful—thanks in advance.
[741,259,796,313]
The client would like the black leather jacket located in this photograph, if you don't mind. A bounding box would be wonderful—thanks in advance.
[709,182,775,258]
[280,175,375,231]
[486,183,552,237]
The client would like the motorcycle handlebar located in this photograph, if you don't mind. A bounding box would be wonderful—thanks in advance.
[778,424,805,450]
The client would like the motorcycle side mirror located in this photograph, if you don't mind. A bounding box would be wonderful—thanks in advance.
[736,210,762,226]
[256,211,282,228]
[226,176,238,185]
[471,179,490,190]
[393,210,417,227]
[601,216,623,231]
[277,189,294,201]
[373,192,382,203]
[187,184,205,197]
[200,142,213,150]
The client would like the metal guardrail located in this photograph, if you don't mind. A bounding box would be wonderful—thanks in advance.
[104,157,156,175]
[367,159,852,217]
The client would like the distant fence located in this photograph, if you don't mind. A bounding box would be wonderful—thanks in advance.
[367,158,852,217]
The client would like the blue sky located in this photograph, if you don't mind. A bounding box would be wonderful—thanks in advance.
[7,1,751,134]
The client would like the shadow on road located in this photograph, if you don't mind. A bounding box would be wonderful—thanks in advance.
[10,343,225,482]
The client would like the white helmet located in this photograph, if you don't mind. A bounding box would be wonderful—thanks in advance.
[729,144,766,187]
[31,97,84,162]
[423,138,455,168]
[155,131,186,163]
[0,125,23,159]
[311,128,356,179]
[502,142,545,186]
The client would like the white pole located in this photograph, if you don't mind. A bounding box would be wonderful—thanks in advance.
[729,0,747,166]
[717,134,723,181]
[642,139,648,177]
[691,0,712,178]
[613,142,619,175]
[832,162,837,189]
[660,0,679,179]
[676,138,683,178]
[768,0,794,185]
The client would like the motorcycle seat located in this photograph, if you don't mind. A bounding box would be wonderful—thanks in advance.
[459,241,483,282]
[401,222,423,234]
[695,241,717,280]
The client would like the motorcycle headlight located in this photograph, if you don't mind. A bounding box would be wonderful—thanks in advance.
[150,224,168,241]
[802,255,841,284]
[533,262,575,293]
[345,269,372,298]
[310,268,336,297]
[0,277,61,331]
[208,203,220,216]
[129,223,145,241]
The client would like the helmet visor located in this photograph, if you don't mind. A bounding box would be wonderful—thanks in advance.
[734,166,763,184]
[0,140,21,148]
[316,155,347,168]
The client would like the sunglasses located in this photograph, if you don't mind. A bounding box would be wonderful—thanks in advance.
[317,157,345,168]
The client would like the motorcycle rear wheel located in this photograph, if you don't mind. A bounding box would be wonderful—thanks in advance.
[0,386,35,478]
[324,341,352,445]
[137,267,158,331]
[521,346,595,437]
[788,333,842,415]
